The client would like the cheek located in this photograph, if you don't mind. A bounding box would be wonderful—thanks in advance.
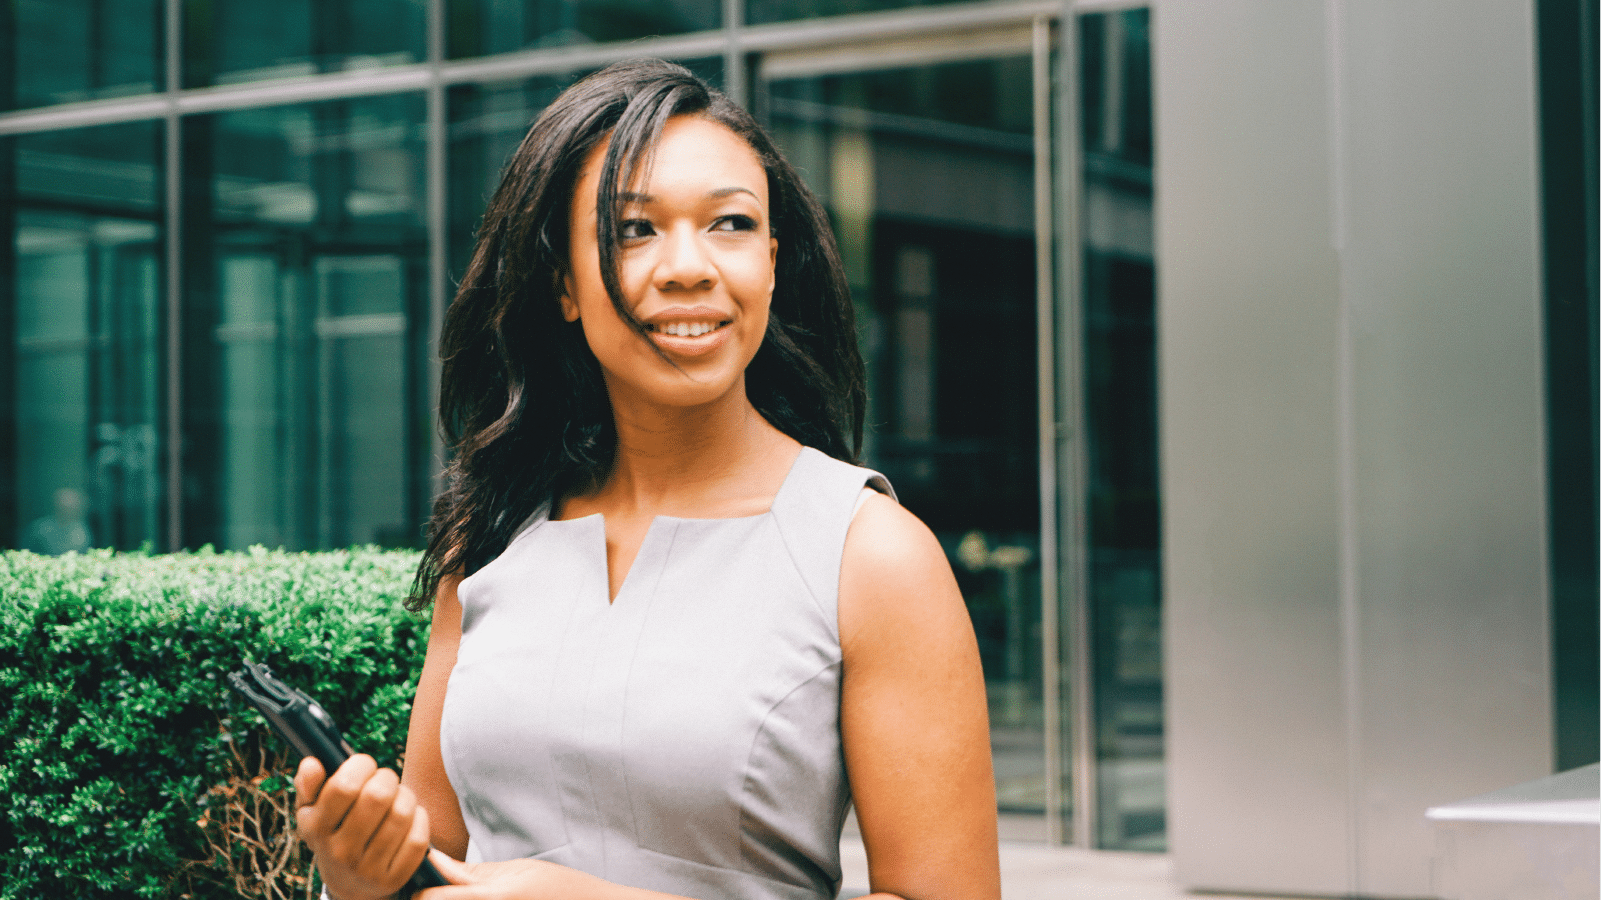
[728,255,777,304]
[580,299,635,347]
[580,316,640,378]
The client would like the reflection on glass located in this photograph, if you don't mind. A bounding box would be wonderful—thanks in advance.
[6,0,162,111]
[7,124,163,552]
[184,95,428,551]
[447,0,720,58]
[747,0,968,26]
[1537,0,1601,774]
[184,0,426,88]
[448,77,580,279]
[1079,8,1163,851]
[765,58,1045,838]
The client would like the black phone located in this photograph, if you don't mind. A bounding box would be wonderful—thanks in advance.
[228,661,450,896]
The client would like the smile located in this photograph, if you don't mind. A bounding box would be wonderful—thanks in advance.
[645,321,729,338]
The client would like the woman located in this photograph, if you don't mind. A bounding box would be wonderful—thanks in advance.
[294,59,1000,900]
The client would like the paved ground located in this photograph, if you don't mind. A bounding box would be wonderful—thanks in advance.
[838,832,1243,900]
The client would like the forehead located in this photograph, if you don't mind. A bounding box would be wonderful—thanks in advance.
[576,115,768,203]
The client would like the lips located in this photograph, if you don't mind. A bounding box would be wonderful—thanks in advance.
[642,306,734,357]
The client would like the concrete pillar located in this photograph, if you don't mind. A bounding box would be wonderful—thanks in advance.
[1154,1,1552,895]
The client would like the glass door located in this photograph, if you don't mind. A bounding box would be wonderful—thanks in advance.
[188,95,429,552]
[1074,6,1163,851]
[9,122,164,554]
[759,33,1056,842]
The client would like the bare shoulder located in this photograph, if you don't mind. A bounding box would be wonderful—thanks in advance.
[836,491,1001,897]
[837,491,968,657]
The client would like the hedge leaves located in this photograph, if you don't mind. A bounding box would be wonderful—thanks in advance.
[0,547,429,899]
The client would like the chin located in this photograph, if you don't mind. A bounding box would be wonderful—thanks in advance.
[660,376,747,410]
[604,365,748,412]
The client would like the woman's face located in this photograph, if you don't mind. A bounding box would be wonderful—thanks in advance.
[562,114,777,412]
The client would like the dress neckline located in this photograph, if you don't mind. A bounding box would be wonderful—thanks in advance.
[546,444,810,528]
[544,446,812,605]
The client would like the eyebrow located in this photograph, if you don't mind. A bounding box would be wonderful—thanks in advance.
[619,187,760,204]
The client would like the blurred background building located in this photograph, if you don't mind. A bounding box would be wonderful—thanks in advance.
[0,0,1593,896]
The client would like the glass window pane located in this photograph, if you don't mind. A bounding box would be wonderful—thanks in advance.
[184,0,426,88]
[1079,7,1163,852]
[5,123,164,551]
[1536,0,1600,774]
[448,77,578,281]
[182,95,428,551]
[765,57,1044,839]
[6,0,162,111]
[447,0,720,59]
[747,0,973,27]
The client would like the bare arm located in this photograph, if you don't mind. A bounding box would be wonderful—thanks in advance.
[402,574,470,859]
[293,575,472,898]
[838,493,1002,900]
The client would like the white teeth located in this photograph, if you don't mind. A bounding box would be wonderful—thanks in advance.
[660,322,720,337]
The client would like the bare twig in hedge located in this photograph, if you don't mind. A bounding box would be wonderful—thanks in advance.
[181,723,318,900]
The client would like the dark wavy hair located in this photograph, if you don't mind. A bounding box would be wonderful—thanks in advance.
[407,58,866,610]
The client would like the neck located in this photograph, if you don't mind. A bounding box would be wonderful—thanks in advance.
[596,377,796,516]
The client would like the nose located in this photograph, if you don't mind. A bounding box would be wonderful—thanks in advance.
[655,225,716,291]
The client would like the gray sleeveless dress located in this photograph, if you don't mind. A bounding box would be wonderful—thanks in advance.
[440,447,894,899]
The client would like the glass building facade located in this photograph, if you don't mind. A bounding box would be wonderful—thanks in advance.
[3,0,1165,849]
[21,0,1591,866]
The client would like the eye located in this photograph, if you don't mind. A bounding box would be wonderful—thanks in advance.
[619,219,654,240]
[712,215,758,232]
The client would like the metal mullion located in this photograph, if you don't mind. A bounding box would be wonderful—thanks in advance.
[741,0,1060,54]
[724,0,745,107]
[1581,0,1594,576]
[427,0,448,508]
[174,67,432,114]
[439,33,729,85]
[1032,13,1064,847]
[164,0,182,551]
[759,24,1035,81]
[1055,0,1095,849]
[441,0,1067,87]
[0,96,170,135]
[1071,0,1147,12]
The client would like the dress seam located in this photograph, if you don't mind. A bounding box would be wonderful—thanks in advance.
[735,657,845,882]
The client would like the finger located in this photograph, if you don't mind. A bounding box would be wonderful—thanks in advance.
[319,754,379,833]
[385,801,431,886]
[414,885,480,900]
[414,853,478,899]
[294,756,326,807]
[327,764,401,863]
[294,758,329,844]
[365,783,420,878]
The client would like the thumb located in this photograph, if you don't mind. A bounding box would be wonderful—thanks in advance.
[417,849,475,893]
[294,756,326,806]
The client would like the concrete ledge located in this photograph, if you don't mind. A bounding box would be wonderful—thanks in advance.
[1427,764,1600,899]
[839,834,1243,900]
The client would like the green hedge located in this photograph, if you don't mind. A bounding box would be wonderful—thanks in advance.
[0,546,431,899]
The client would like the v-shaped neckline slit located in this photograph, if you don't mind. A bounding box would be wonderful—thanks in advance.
[556,446,813,607]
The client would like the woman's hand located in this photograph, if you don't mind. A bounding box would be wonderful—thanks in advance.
[295,754,433,899]
[416,853,683,900]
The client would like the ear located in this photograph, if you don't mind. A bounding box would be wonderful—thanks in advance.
[768,237,779,297]
[558,273,580,322]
